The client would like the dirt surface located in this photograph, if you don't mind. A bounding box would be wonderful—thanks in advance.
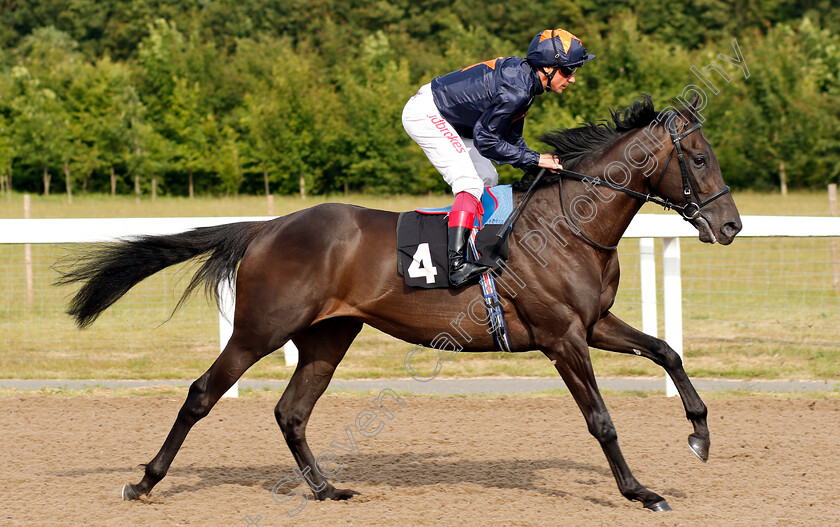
[2,393,838,526]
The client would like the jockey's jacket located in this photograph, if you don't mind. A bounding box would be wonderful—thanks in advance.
[431,56,543,170]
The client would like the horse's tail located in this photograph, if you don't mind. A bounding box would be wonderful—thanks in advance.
[55,221,268,329]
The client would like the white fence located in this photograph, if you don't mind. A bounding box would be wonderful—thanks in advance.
[626,215,840,395]
[1,214,839,397]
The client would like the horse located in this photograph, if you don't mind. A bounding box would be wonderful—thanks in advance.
[56,95,742,511]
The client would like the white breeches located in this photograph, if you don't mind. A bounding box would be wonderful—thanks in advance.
[402,83,498,199]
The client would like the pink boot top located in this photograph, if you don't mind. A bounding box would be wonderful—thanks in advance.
[448,192,482,229]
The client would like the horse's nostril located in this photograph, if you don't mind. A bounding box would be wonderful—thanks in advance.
[722,221,742,237]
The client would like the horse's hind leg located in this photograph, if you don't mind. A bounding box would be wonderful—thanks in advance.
[543,324,671,511]
[121,330,271,500]
[589,312,709,462]
[274,317,362,501]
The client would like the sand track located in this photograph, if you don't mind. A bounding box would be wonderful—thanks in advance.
[2,394,838,526]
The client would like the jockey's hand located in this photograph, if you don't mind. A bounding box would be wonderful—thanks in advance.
[538,154,563,171]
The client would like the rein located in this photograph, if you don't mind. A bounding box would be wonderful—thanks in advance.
[551,116,731,251]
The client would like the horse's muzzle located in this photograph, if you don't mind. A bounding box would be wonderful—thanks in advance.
[718,218,742,245]
[689,213,741,245]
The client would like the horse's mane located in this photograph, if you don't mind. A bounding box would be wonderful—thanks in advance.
[514,95,695,190]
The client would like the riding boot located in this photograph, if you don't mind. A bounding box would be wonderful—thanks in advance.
[447,225,491,287]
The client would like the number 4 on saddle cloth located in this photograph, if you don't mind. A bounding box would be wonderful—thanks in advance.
[396,184,515,351]
[397,184,513,288]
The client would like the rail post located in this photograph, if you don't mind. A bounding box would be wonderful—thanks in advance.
[24,194,34,309]
[829,184,839,294]
[639,238,658,338]
[285,341,299,366]
[662,237,683,397]
[218,280,238,398]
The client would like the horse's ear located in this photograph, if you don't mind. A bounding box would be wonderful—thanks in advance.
[689,93,700,110]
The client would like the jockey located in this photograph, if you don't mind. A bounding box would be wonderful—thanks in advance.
[402,28,595,287]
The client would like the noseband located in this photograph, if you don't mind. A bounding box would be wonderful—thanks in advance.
[550,113,731,250]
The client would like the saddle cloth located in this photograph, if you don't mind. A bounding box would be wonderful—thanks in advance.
[396,185,513,289]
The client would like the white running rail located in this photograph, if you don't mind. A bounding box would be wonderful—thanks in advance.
[2,214,840,397]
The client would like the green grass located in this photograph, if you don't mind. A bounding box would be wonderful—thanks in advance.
[0,385,190,397]
[0,189,838,382]
[0,192,454,219]
[3,188,833,219]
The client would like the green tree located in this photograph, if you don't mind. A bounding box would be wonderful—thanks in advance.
[0,72,15,192]
[136,19,188,117]
[1,1,838,195]
[13,25,81,91]
[711,18,840,190]
[213,123,245,195]
[62,56,137,194]
[239,37,343,195]
[9,65,70,195]
[338,31,429,193]
[162,76,210,197]
[124,85,174,199]
[0,113,13,193]
[240,94,276,196]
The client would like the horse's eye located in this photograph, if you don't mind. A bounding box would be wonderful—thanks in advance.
[693,155,706,167]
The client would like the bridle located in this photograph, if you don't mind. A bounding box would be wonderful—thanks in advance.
[553,113,732,251]
[650,115,731,221]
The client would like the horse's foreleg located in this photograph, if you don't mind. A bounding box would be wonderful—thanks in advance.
[275,317,363,501]
[588,312,709,462]
[121,333,268,500]
[543,327,670,511]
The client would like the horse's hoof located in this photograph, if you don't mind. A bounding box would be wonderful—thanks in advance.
[688,433,710,463]
[315,486,359,501]
[646,499,672,511]
[121,483,141,501]
[330,488,359,501]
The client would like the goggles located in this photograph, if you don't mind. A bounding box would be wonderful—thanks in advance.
[558,64,577,78]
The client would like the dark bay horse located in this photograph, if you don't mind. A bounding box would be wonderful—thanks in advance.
[57,96,742,511]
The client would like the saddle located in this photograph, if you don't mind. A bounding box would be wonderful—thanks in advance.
[413,184,512,227]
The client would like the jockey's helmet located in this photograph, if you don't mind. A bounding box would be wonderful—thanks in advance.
[526,28,595,71]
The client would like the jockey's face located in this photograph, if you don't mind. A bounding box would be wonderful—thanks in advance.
[550,69,575,93]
